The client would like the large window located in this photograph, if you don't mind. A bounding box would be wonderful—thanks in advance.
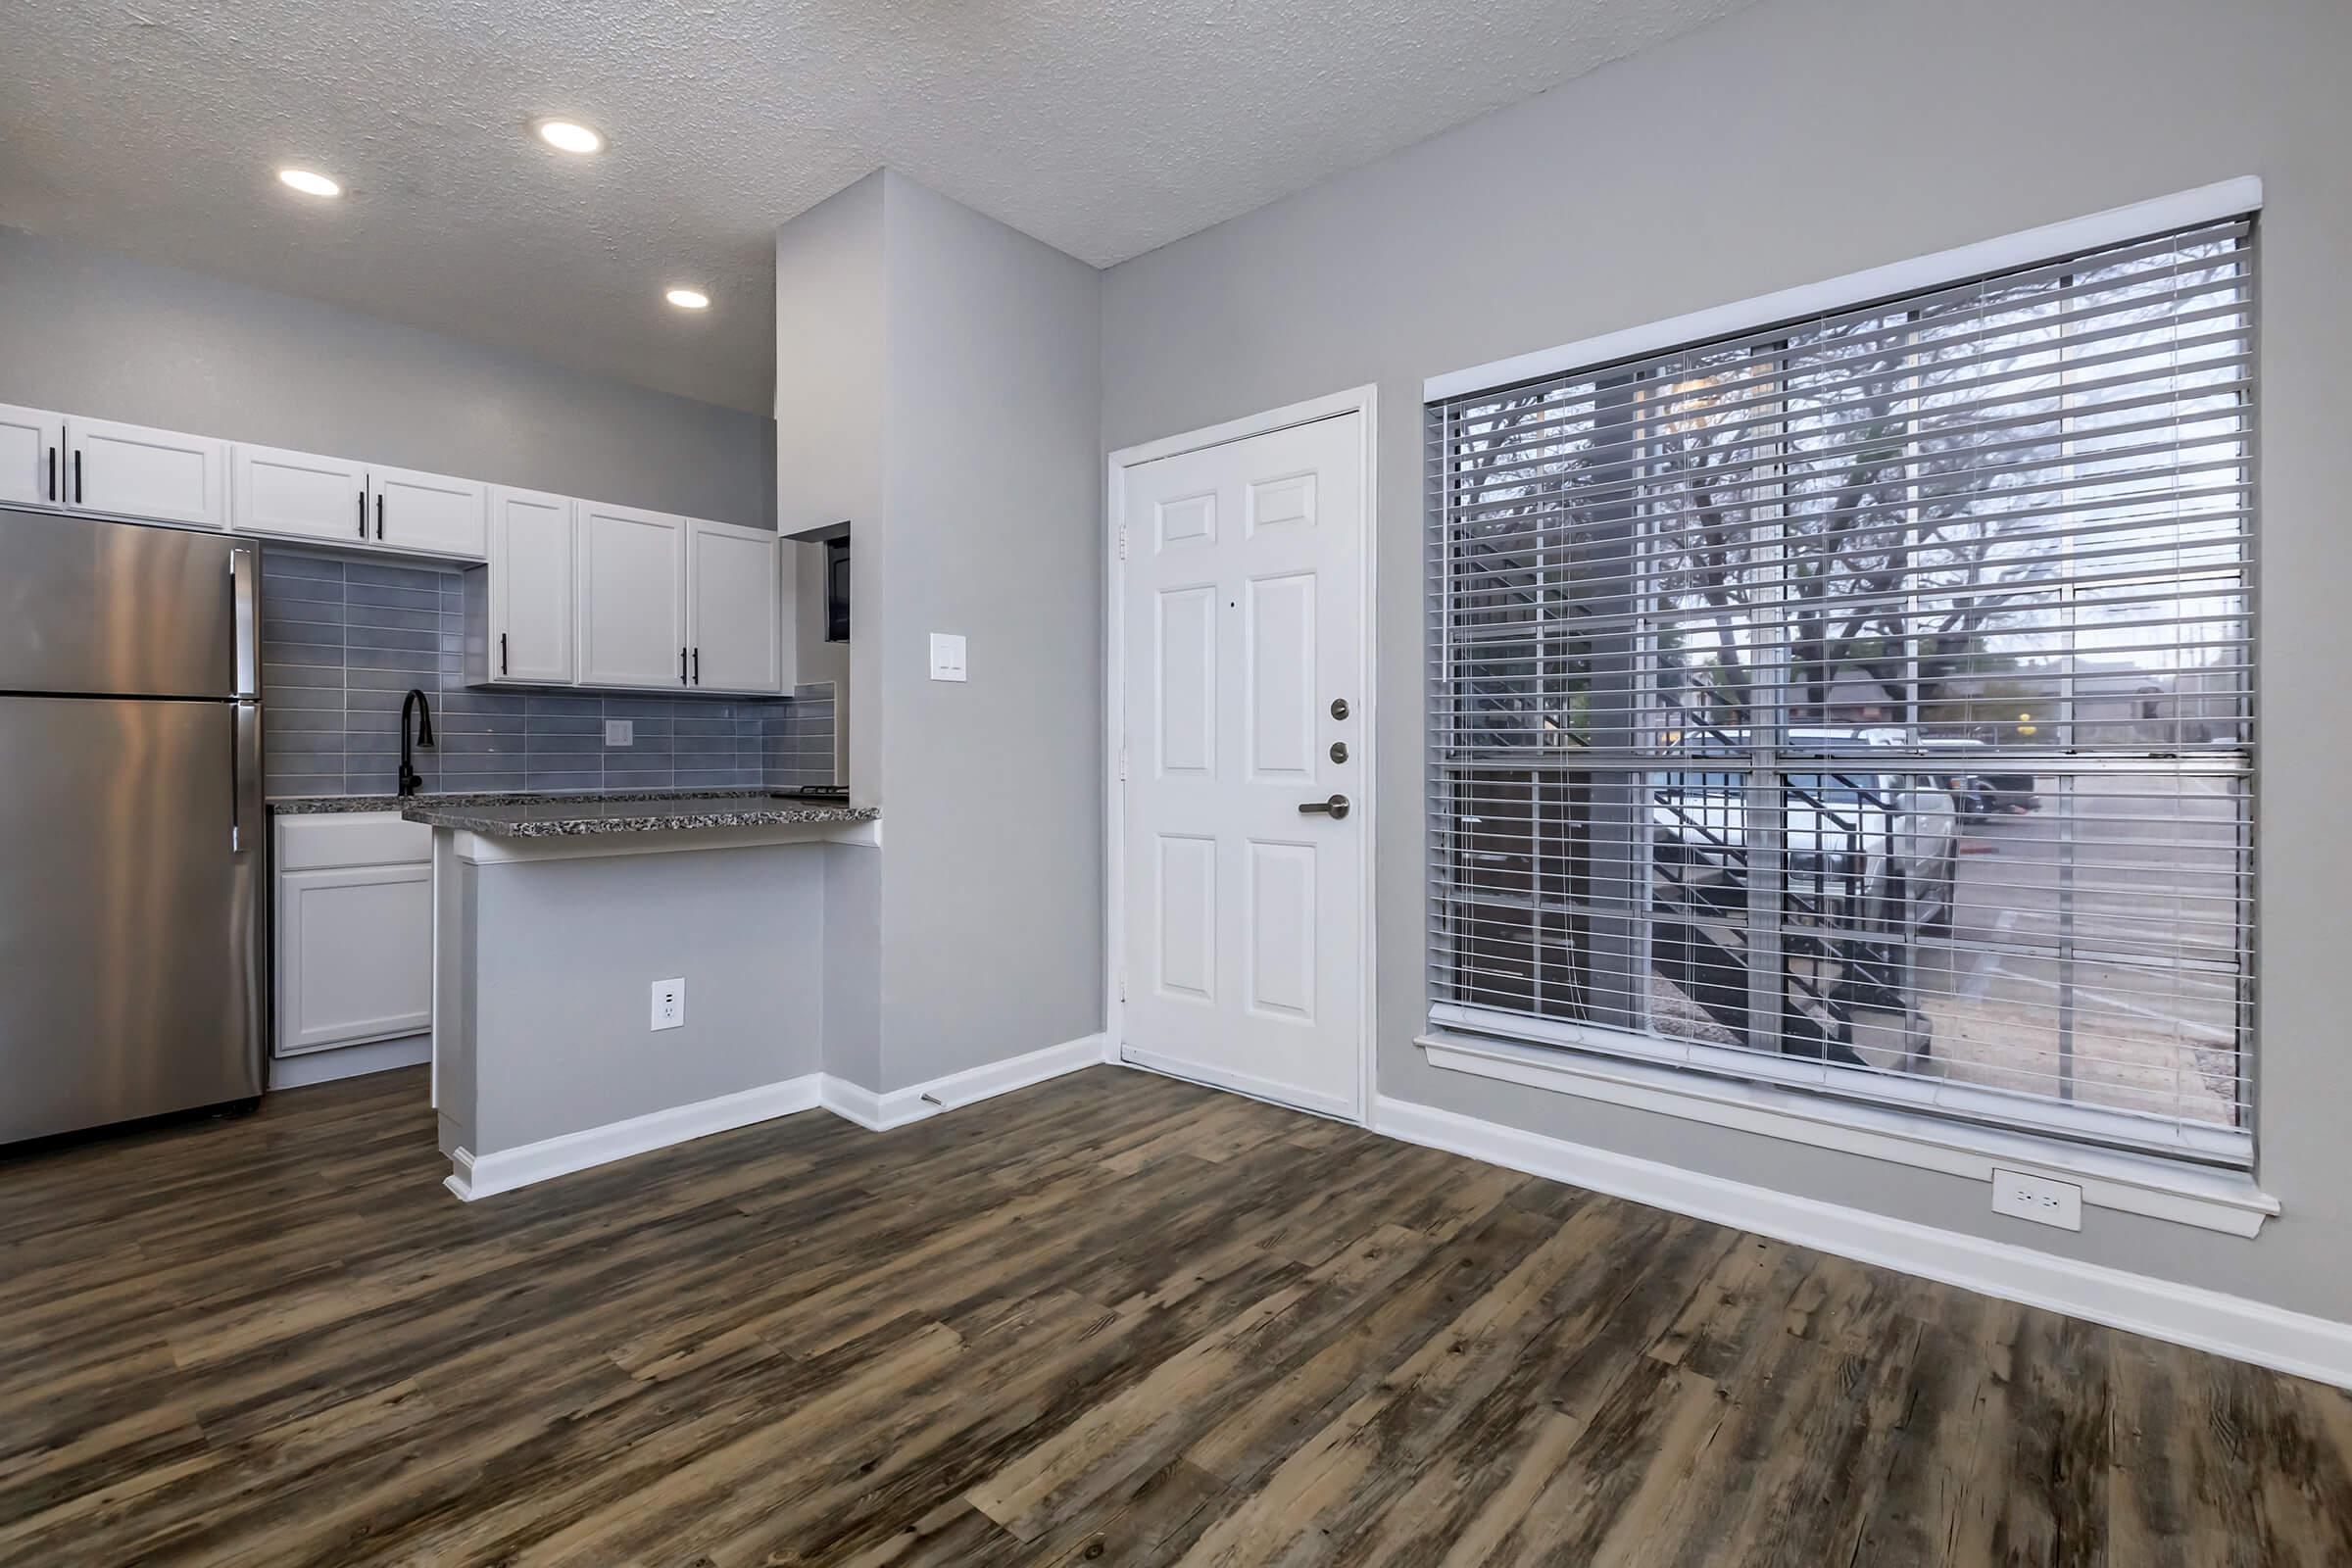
[1427,216,2256,1165]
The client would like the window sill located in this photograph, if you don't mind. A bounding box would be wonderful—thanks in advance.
[1415,1028,2278,1238]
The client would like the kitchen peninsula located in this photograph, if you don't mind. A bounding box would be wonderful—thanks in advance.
[404,788,877,1200]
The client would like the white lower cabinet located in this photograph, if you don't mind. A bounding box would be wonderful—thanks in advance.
[274,813,433,1056]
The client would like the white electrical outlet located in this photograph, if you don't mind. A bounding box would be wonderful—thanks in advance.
[1990,1167,2082,1231]
[651,977,685,1031]
[928,632,967,682]
[605,719,634,747]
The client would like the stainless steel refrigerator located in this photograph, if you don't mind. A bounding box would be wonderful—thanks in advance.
[1,505,266,1145]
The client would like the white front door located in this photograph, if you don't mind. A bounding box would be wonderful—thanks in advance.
[1118,410,1367,1120]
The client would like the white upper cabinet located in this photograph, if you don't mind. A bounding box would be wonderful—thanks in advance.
[0,404,65,508]
[480,487,575,685]
[368,464,487,560]
[685,518,783,694]
[63,416,225,529]
[577,501,687,689]
[231,443,369,545]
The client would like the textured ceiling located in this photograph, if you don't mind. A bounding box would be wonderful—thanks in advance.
[0,0,1750,414]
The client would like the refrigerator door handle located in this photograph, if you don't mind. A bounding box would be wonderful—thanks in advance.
[229,546,259,699]
[230,701,261,855]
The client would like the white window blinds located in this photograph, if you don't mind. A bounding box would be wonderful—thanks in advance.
[1426,216,2256,1165]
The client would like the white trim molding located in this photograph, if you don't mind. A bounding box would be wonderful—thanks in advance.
[447,1073,824,1201]
[1104,384,1381,1126]
[827,1034,1109,1132]
[446,1034,1108,1200]
[1424,176,2264,402]
[1420,1030,2274,1237]
[1373,1094,2352,1392]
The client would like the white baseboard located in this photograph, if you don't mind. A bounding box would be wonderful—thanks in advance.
[1373,1095,2352,1392]
[446,1034,1109,1200]
[447,1074,824,1201]
[831,1033,1110,1132]
[270,1034,433,1090]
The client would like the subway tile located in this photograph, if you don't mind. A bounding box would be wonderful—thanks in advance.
[601,766,676,790]
[525,733,603,755]
[524,715,599,737]
[432,690,525,717]
[260,552,344,583]
[345,582,445,612]
[346,604,441,634]
[344,561,446,591]
[343,624,439,653]
[525,694,607,718]
[432,732,524,757]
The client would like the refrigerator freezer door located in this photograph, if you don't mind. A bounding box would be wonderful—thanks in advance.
[0,696,265,1143]
[0,506,242,699]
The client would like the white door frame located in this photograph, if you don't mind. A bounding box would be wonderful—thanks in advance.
[1102,383,1379,1123]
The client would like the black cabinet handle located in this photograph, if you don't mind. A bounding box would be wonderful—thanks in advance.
[73,450,82,505]
[375,493,384,540]
[692,647,700,685]
[500,631,509,675]
[358,492,368,538]
[679,647,687,685]
[46,446,56,503]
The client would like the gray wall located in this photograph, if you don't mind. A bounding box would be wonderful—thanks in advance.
[1100,0,2352,1319]
[0,224,777,528]
[772,172,1104,1094]
[454,844,826,1153]
[872,174,1104,1091]
[775,176,888,797]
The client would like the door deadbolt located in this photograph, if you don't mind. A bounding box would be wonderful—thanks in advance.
[1330,697,1349,720]
[1330,741,1348,764]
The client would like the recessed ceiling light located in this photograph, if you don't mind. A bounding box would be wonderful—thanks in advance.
[664,288,710,311]
[534,119,606,155]
[276,168,342,198]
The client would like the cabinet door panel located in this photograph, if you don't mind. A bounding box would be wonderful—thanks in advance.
[0,403,64,508]
[276,864,432,1054]
[231,443,368,544]
[370,465,487,560]
[64,416,225,528]
[487,487,575,684]
[687,519,780,693]
[578,502,686,688]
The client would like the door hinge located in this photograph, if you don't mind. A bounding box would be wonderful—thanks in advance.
[1117,742,1128,782]
[1117,522,1127,561]
[1117,968,1126,1002]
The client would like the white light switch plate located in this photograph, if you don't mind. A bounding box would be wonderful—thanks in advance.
[651,977,685,1031]
[605,719,634,747]
[929,632,967,682]
[1990,1167,2082,1230]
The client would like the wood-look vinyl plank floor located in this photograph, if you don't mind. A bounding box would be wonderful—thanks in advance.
[3,1064,2348,1566]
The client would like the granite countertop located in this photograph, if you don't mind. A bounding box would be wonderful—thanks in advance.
[270,787,797,815]
[396,791,877,838]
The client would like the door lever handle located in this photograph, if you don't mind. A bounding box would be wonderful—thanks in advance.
[1298,794,1350,819]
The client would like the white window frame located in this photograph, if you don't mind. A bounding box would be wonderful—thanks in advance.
[1420,179,2273,1232]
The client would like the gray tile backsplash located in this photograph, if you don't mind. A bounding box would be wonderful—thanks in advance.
[260,550,838,798]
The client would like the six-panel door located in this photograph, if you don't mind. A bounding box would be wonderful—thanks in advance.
[1118,412,1366,1119]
